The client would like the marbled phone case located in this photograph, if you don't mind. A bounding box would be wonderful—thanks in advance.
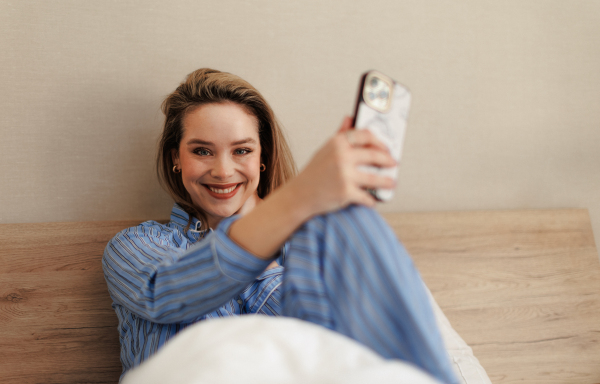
[353,70,411,201]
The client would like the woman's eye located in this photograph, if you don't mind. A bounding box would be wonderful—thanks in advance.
[194,148,211,156]
[235,148,252,155]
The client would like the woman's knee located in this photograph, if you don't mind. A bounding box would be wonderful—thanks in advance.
[290,204,409,271]
[302,204,399,245]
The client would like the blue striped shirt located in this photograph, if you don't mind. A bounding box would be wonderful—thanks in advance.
[102,204,286,379]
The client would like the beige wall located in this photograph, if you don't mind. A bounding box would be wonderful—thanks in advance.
[1,1,599,251]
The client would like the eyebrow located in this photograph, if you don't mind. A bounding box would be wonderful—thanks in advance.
[186,137,258,146]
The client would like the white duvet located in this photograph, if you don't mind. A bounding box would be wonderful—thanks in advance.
[123,288,491,384]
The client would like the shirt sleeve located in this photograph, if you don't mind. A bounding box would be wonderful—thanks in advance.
[102,215,270,324]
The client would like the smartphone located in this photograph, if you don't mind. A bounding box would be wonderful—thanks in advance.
[352,70,411,201]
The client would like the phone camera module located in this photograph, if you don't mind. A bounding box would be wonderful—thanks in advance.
[363,72,393,112]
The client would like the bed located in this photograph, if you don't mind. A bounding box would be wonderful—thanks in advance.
[1,209,599,383]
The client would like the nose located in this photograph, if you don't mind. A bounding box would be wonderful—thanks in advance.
[210,155,235,180]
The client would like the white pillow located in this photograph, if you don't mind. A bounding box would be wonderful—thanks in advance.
[123,315,442,384]
[424,286,492,384]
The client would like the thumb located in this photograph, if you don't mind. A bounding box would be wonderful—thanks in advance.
[337,116,354,133]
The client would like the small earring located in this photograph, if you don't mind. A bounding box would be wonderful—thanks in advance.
[260,163,266,172]
[173,165,181,173]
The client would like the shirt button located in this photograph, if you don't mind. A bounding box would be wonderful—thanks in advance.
[237,299,243,304]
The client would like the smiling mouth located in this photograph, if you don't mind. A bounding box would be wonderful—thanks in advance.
[203,183,242,199]
[207,185,237,194]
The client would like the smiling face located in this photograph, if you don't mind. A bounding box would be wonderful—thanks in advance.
[173,102,262,228]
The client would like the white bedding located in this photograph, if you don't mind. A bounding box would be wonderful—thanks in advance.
[123,315,441,384]
[424,287,492,384]
[123,290,491,384]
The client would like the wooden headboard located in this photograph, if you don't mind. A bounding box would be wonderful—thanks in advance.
[1,209,599,383]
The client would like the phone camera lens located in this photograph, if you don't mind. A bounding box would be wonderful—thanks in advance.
[368,92,376,100]
[370,78,379,87]
[379,90,388,99]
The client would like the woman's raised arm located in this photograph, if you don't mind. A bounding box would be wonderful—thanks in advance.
[228,117,397,259]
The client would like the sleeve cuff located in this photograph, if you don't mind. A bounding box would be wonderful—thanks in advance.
[210,214,271,282]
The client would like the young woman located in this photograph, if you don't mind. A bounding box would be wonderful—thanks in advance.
[103,68,458,383]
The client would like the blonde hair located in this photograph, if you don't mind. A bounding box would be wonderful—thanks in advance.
[157,68,297,231]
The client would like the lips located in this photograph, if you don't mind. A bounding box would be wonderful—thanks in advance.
[203,183,242,199]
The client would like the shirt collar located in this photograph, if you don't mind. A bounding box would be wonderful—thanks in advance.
[169,203,204,232]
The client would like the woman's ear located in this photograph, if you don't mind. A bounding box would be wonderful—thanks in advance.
[171,149,180,167]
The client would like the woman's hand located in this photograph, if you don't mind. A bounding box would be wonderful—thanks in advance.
[288,116,397,216]
[228,117,396,260]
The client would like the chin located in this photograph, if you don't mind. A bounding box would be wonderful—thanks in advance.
[196,197,245,224]
[211,207,241,219]
[192,186,258,226]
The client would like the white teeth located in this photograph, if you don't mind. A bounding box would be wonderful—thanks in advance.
[208,185,237,194]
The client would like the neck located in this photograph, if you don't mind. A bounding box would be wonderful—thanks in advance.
[236,192,262,217]
[205,192,262,229]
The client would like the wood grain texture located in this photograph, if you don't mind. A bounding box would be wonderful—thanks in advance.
[1,210,599,383]
[0,220,142,384]
[382,209,600,384]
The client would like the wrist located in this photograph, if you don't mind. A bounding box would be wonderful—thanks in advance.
[276,175,319,224]
[226,176,317,261]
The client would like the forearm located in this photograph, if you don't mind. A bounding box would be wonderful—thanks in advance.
[228,176,315,260]
[103,224,271,324]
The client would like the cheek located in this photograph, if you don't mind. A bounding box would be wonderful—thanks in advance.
[245,155,262,184]
[181,159,199,177]
[179,156,207,186]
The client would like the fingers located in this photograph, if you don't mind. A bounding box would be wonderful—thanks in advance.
[297,118,396,214]
[343,129,389,153]
[336,118,388,154]
[343,173,393,210]
[337,116,353,133]
[351,147,396,168]
[333,127,396,205]
[350,190,377,208]
[354,170,396,190]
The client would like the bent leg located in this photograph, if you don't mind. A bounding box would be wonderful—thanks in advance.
[282,205,458,384]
